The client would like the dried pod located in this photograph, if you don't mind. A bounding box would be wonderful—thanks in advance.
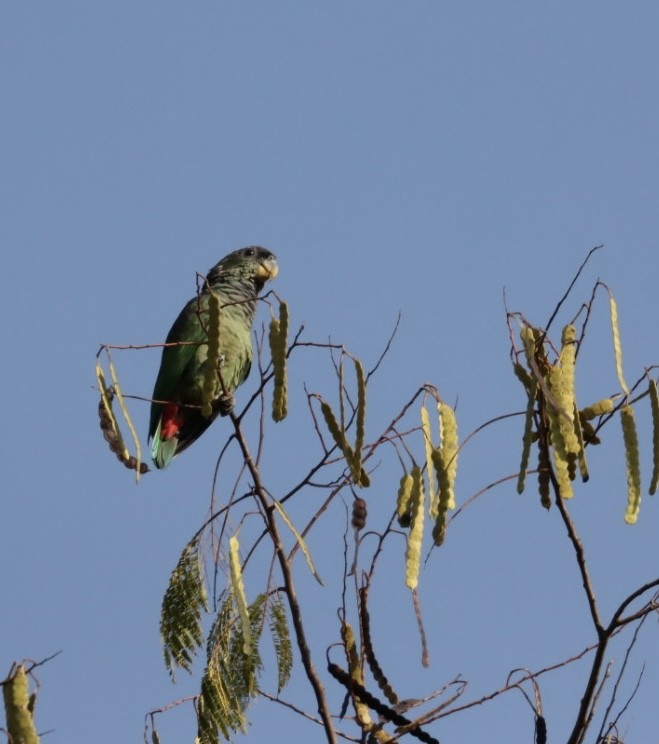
[269,301,289,422]
[517,378,538,494]
[351,497,367,531]
[396,473,414,527]
[648,378,659,495]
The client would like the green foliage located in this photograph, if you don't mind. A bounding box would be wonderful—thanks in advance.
[269,594,293,694]
[197,593,267,743]
[160,537,208,677]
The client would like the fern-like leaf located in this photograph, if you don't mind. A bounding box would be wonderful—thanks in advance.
[197,593,266,742]
[160,536,208,678]
[268,594,293,693]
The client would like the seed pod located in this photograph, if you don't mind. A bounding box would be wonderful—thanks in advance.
[558,325,580,458]
[354,359,366,456]
[537,442,551,509]
[572,402,589,482]
[517,378,538,494]
[352,497,367,531]
[201,291,221,418]
[431,449,450,545]
[396,473,414,527]
[620,405,641,524]
[405,467,425,590]
[348,358,369,487]
[438,403,458,509]
[421,406,438,517]
[544,365,574,498]
[269,308,288,421]
[648,378,659,495]
[513,361,533,392]
[609,294,629,395]
[359,587,398,706]
[321,400,350,453]
[229,534,252,654]
[341,621,372,728]
[579,398,614,421]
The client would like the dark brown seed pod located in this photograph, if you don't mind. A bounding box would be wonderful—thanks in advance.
[351,497,367,530]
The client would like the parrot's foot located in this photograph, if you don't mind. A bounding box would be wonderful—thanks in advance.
[217,393,235,416]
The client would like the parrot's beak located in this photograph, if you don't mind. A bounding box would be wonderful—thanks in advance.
[256,255,279,281]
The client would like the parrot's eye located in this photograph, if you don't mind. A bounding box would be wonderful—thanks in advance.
[243,248,255,257]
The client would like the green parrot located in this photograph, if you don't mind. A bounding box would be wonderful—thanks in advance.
[148,246,279,469]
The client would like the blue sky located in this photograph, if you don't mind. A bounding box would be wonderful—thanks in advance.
[2,3,659,743]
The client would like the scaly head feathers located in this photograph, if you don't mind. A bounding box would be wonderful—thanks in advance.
[206,246,278,292]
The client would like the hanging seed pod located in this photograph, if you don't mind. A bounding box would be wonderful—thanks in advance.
[609,293,629,395]
[396,472,414,527]
[269,302,289,422]
[648,378,659,495]
[438,403,458,509]
[517,378,538,494]
[421,406,438,518]
[544,365,574,498]
[572,402,589,482]
[354,359,366,457]
[229,534,252,654]
[513,361,533,391]
[431,449,450,545]
[620,405,641,524]
[359,587,398,706]
[405,467,425,590]
[320,398,369,487]
[352,497,367,531]
[537,442,552,510]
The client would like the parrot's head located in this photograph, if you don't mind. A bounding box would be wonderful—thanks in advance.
[207,246,278,291]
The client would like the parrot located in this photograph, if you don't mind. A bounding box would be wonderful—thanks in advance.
[148,246,279,469]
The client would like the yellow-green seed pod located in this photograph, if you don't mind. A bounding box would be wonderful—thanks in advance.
[579,398,614,421]
[396,472,414,527]
[649,379,659,495]
[320,399,367,485]
[405,466,425,590]
[229,534,252,655]
[609,294,629,394]
[559,325,579,449]
[347,358,368,487]
[431,448,452,545]
[517,378,538,494]
[620,405,641,524]
[269,308,288,422]
[544,365,574,498]
[320,400,349,453]
[438,403,458,509]
[3,664,39,744]
[342,622,372,728]
[201,291,221,418]
[421,406,438,517]
[354,359,366,454]
[513,361,533,392]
